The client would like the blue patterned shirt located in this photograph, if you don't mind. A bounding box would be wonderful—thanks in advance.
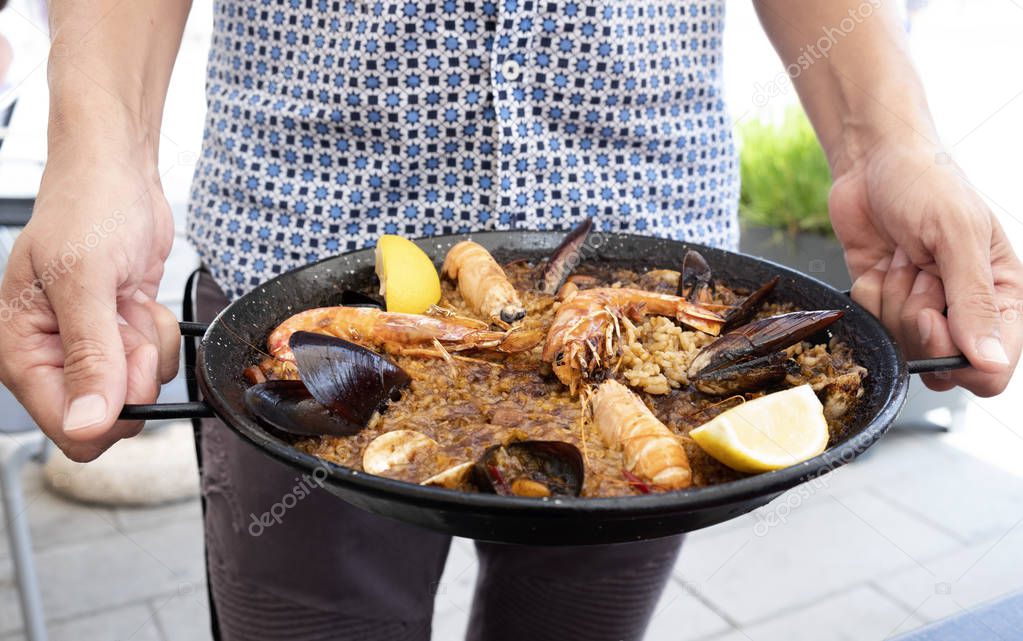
[188,0,740,299]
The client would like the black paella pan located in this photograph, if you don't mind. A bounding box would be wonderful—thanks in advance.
[121,231,967,545]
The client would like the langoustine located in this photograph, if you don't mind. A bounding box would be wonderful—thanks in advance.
[267,306,540,366]
[589,380,691,490]
[542,286,725,393]
[442,240,526,324]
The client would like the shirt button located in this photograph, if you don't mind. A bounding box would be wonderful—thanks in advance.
[501,59,522,82]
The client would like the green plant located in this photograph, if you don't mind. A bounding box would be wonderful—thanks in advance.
[738,108,834,236]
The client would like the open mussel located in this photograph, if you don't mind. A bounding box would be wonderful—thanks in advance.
[687,310,843,395]
[244,332,410,436]
[290,331,411,424]
[676,249,780,330]
[677,249,714,302]
[245,380,367,436]
[687,351,796,396]
[722,276,780,331]
[473,441,585,498]
[539,217,594,295]
[338,289,385,308]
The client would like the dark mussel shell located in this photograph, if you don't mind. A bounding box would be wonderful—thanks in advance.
[677,249,714,300]
[722,276,780,331]
[289,331,411,427]
[687,310,843,381]
[691,351,796,396]
[474,441,585,498]
[324,289,384,309]
[244,380,365,436]
[539,217,594,295]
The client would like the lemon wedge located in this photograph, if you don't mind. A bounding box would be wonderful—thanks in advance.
[690,385,829,474]
[374,235,442,313]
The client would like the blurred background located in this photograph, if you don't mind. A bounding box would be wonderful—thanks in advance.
[0,1,1021,640]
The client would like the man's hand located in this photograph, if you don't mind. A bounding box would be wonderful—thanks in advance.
[0,138,180,461]
[830,140,1023,396]
[0,0,191,461]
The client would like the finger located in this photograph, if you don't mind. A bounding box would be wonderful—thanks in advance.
[139,292,180,383]
[915,307,958,392]
[934,215,1010,373]
[46,265,127,441]
[849,255,892,319]
[119,290,180,383]
[880,248,917,345]
[49,342,159,462]
[118,295,159,347]
[110,342,160,438]
[949,309,1018,397]
[898,270,946,359]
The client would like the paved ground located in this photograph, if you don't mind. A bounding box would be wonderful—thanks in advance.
[3,1,1023,640]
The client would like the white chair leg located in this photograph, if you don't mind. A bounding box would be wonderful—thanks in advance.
[1,438,49,641]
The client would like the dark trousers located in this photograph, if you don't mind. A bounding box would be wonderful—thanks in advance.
[195,271,683,641]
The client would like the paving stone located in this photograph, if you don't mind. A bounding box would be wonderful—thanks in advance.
[45,603,162,641]
[677,490,962,625]
[874,522,1023,623]
[644,577,731,641]
[31,519,205,623]
[152,584,212,641]
[0,554,23,635]
[721,586,925,641]
[431,537,477,641]
[0,465,121,556]
[875,441,1023,542]
[684,431,944,539]
[113,498,203,535]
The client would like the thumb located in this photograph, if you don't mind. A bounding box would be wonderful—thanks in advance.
[934,233,1010,373]
[49,268,128,441]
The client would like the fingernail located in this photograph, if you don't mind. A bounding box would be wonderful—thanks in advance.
[977,336,1010,365]
[117,314,129,326]
[911,273,934,295]
[918,311,932,343]
[63,394,108,432]
[891,249,909,269]
[132,290,150,304]
[874,256,892,272]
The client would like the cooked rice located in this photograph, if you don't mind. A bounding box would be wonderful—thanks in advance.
[620,316,718,395]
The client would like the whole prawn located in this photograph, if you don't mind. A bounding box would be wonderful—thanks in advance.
[542,286,724,392]
[442,240,526,324]
[268,306,540,364]
[589,380,692,491]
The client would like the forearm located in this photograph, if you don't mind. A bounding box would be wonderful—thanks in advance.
[753,0,936,175]
[46,0,191,165]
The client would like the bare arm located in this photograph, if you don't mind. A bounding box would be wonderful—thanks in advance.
[47,0,190,155]
[754,0,1023,396]
[0,1,191,461]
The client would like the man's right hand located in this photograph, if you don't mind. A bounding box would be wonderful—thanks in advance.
[0,135,180,462]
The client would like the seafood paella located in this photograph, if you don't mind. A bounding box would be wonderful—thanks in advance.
[243,221,867,498]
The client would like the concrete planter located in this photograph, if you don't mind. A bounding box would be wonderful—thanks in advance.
[739,221,966,430]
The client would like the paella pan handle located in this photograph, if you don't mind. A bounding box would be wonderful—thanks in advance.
[906,355,971,375]
[117,321,216,420]
[840,289,971,375]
